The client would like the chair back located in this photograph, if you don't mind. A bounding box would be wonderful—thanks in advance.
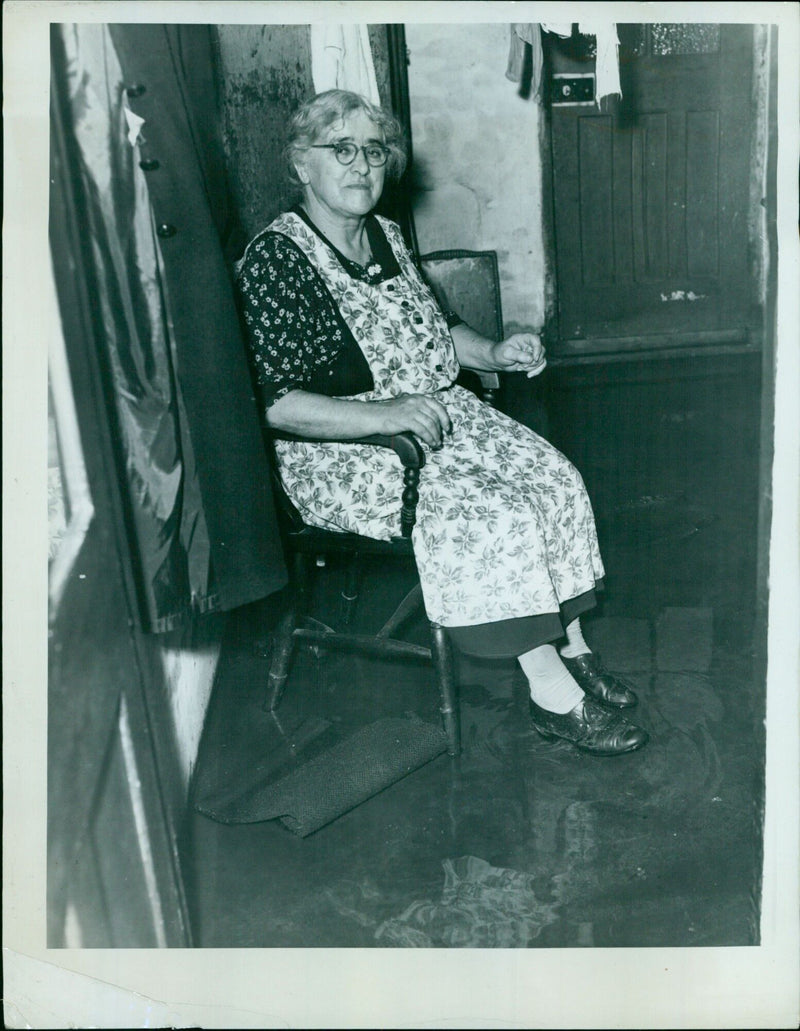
[420,250,504,343]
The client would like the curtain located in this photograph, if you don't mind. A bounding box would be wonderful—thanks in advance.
[50,24,287,632]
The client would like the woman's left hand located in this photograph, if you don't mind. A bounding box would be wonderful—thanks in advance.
[493,333,547,377]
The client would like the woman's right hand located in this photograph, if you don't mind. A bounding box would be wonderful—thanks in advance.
[372,393,452,449]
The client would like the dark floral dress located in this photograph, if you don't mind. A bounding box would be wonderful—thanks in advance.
[237,211,604,629]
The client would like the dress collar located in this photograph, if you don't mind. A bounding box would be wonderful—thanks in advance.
[292,205,400,283]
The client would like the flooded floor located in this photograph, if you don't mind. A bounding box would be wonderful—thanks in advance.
[187,539,764,949]
[186,358,766,948]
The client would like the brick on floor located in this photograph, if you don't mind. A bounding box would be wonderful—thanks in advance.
[656,607,714,672]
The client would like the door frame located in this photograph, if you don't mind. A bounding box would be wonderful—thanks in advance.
[48,31,192,947]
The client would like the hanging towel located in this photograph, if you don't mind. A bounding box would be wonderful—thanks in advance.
[590,24,622,105]
[539,22,622,107]
[505,23,545,98]
[540,22,573,38]
[310,23,380,104]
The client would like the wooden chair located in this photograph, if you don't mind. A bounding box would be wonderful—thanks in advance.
[265,251,506,758]
[420,249,503,406]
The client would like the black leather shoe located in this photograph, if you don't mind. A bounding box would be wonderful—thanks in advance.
[529,696,648,756]
[560,652,638,709]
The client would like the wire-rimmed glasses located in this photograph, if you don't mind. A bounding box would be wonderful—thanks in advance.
[310,142,390,167]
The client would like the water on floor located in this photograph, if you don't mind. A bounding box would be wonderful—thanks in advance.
[187,551,764,948]
[186,358,766,948]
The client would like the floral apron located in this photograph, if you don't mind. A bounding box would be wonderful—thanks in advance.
[267,212,605,628]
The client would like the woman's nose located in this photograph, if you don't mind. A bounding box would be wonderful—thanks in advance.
[351,146,371,174]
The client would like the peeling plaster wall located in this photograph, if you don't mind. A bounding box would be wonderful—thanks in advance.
[406,24,545,334]
[215,25,392,240]
[215,25,314,238]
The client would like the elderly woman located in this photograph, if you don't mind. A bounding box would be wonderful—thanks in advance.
[236,90,648,757]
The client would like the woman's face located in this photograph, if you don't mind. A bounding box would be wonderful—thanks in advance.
[297,110,387,220]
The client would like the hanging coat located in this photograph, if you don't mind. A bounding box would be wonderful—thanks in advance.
[92,24,287,628]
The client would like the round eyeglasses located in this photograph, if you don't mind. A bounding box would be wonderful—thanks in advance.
[310,142,390,167]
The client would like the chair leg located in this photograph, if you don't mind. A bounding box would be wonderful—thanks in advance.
[266,608,296,712]
[430,622,460,757]
[340,553,361,627]
[265,552,309,712]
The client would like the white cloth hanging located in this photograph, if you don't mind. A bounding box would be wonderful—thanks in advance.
[588,24,622,104]
[539,22,622,106]
[310,23,380,104]
[506,23,545,97]
[540,22,573,38]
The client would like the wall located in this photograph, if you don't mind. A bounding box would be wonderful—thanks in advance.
[215,25,393,241]
[748,24,774,312]
[215,25,313,239]
[215,22,545,332]
[406,23,545,334]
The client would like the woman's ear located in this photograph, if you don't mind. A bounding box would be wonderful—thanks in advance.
[294,160,310,186]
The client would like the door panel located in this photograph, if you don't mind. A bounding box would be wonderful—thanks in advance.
[48,460,188,946]
[548,24,755,353]
[47,332,190,948]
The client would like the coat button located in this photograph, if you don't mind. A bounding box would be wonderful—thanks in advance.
[125,83,147,98]
[435,364,443,371]
[413,315,424,324]
[426,342,435,350]
[156,223,177,238]
[385,283,395,292]
[139,158,160,172]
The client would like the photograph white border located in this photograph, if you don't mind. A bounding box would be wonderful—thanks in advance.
[4,2,799,1027]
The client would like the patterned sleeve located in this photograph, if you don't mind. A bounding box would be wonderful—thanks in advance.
[236,232,347,408]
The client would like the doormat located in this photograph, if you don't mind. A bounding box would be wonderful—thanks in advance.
[193,714,448,837]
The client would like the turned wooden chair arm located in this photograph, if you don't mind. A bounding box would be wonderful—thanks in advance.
[360,433,425,537]
[270,430,425,538]
[272,429,424,468]
[359,432,425,468]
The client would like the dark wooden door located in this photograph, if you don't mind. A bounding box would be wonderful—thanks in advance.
[47,273,192,949]
[547,23,756,356]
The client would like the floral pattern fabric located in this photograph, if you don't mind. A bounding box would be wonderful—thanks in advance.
[243,211,605,629]
[237,232,356,405]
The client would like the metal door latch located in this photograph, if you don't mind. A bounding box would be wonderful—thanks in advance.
[551,74,596,105]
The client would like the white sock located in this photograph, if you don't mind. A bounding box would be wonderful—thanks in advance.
[518,644,585,714]
[559,617,592,659]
